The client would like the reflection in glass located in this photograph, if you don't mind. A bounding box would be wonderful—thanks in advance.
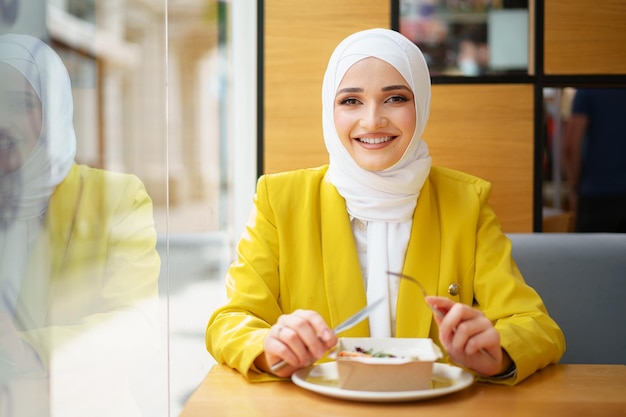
[542,86,626,233]
[2,0,234,414]
[0,34,161,416]
[399,0,529,76]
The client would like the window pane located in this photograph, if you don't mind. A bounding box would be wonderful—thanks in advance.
[399,0,529,76]
[1,0,232,415]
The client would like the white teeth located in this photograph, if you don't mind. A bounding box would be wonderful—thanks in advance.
[358,136,392,144]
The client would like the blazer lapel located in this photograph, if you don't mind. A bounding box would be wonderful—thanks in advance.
[396,178,441,338]
[317,171,442,338]
[319,174,369,335]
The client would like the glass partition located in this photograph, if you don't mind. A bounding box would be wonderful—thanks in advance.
[1,0,233,415]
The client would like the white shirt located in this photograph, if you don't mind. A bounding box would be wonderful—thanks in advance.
[350,216,411,337]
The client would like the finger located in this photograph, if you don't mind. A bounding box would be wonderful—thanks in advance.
[283,311,335,357]
[424,296,454,313]
[265,325,298,370]
[274,315,322,363]
[267,318,317,369]
[453,313,490,346]
[446,317,501,371]
[463,338,503,375]
[273,323,285,339]
[464,327,501,359]
[450,317,485,355]
[294,309,335,345]
[432,301,468,340]
[276,325,316,365]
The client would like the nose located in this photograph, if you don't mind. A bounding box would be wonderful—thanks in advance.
[359,103,387,130]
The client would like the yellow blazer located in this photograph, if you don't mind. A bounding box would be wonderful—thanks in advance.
[207,165,565,384]
[10,163,161,415]
[16,163,160,341]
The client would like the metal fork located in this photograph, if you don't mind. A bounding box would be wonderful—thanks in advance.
[269,296,385,373]
[387,271,497,363]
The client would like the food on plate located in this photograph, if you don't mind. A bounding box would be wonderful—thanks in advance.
[338,346,397,358]
[335,338,443,391]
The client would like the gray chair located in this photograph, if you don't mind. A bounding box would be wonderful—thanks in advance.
[508,233,626,364]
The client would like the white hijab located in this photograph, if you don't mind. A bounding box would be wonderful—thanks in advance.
[0,34,76,314]
[322,29,432,336]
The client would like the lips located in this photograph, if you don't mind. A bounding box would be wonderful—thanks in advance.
[356,136,394,144]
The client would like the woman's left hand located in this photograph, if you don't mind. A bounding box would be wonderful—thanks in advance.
[425,296,512,377]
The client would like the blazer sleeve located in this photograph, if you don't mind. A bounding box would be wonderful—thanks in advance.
[207,167,366,381]
[472,185,566,385]
[404,167,565,385]
[206,174,284,382]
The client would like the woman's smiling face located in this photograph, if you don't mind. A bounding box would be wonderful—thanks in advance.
[333,57,416,171]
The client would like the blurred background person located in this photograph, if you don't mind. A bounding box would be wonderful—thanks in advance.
[562,88,626,232]
[0,34,160,416]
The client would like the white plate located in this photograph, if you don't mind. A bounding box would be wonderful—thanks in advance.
[291,362,474,402]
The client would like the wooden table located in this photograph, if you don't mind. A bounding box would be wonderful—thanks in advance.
[180,364,626,417]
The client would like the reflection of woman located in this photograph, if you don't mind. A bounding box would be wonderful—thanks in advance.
[207,29,564,385]
[0,34,160,416]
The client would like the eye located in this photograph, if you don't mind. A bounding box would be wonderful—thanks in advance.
[337,97,361,106]
[385,95,410,104]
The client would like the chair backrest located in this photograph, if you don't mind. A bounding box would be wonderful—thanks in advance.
[508,233,626,364]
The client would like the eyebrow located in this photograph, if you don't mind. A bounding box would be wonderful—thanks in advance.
[335,85,412,96]
[381,85,412,93]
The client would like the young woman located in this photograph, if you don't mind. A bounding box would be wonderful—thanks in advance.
[206,28,564,385]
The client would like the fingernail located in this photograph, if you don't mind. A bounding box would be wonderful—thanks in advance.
[320,329,331,342]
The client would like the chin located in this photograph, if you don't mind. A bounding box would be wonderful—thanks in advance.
[358,165,391,172]
[355,159,397,172]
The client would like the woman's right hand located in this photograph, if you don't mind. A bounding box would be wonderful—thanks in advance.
[260,310,338,377]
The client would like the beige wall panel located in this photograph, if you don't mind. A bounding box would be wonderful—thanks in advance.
[545,0,626,74]
[264,0,390,173]
[425,84,534,232]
